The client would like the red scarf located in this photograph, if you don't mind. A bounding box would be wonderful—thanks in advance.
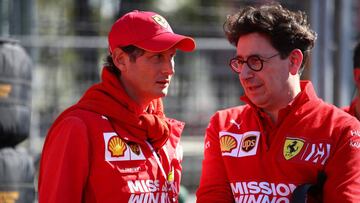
[73,67,171,150]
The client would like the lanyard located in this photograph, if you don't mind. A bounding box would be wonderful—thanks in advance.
[145,141,176,203]
[145,141,168,181]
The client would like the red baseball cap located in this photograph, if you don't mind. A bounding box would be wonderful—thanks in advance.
[108,10,196,53]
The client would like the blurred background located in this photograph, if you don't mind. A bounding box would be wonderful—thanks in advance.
[1,0,360,202]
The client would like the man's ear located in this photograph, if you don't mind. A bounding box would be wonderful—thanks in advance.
[288,49,303,75]
[112,48,128,72]
[353,68,360,85]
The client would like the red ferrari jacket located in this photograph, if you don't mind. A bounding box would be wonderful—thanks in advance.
[342,98,357,118]
[197,81,360,203]
[39,68,184,203]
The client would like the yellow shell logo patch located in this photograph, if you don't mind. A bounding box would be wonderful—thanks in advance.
[283,138,304,160]
[152,14,169,29]
[220,135,237,153]
[108,136,127,157]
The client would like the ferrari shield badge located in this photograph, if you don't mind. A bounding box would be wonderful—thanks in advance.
[152,14,169,29]
[283,138,304,160]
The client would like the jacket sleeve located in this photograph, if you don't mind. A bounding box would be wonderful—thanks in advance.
[38,116,90,203]
[196,113,234,203]
[323,119,360,202]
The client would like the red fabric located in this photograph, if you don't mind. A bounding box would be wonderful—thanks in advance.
[38,67,184,203]
[342,98,357,118]
[75,68,171,150]
[197,81,360,203]
[139,114,171,148]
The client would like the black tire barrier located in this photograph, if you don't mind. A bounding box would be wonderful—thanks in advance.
[0,38,33,148]
[0,147,35,203]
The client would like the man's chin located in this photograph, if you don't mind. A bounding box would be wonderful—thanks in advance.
[249,97,267,108]
[152,90,168,99]
[160,92,168,98]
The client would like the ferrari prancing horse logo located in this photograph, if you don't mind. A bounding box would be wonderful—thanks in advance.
[283,138,305,160]
[152,14,169,29]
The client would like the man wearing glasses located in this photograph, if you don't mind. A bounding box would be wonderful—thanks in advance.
[196,3,360,203]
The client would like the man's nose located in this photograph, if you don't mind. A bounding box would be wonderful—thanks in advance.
[162,59,175,75]
[239,63,254,80]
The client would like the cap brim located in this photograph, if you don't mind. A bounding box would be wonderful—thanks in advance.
[134,32,196,52]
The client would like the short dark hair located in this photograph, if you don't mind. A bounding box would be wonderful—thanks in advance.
[354,41,360,69]
[104,45,145,76]
[223,3,316,73]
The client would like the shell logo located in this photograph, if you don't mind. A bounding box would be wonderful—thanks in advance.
[220,135,238,153]
[108,136,127,157]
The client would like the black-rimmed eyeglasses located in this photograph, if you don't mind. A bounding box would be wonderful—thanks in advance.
[229,53,280,73]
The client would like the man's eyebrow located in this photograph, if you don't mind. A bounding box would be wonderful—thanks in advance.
[235,54,261,58]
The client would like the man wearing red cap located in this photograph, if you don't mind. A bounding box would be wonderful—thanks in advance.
[38,10,195,203]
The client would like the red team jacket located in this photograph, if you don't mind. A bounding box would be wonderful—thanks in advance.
[39,68,184,203]
[197,81,360,203]
[342,98,357,118]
